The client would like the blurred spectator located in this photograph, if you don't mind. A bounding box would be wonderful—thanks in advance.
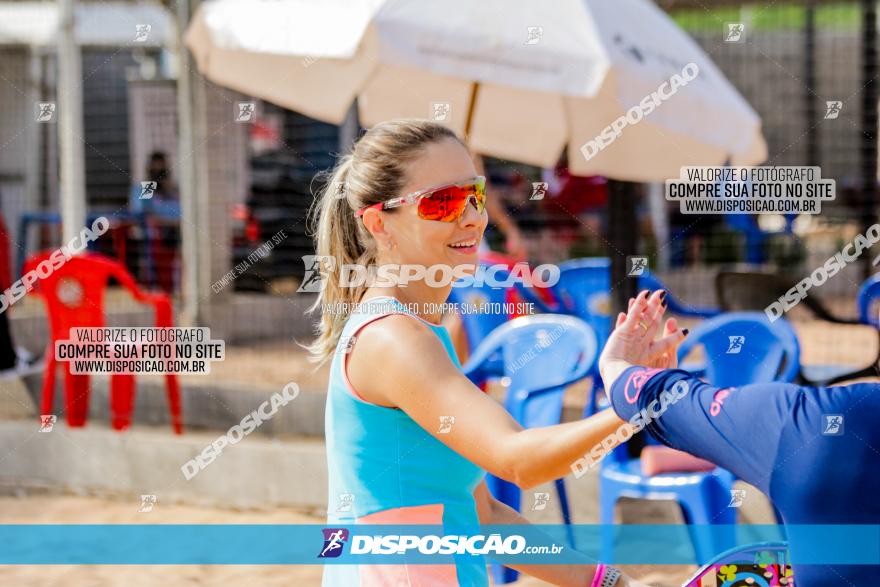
[667,202,725,266]
[543,164,607,234]
[129,151,180,292]
[474,154,527,261]
[130,151,180,219]
[540,153,608,256]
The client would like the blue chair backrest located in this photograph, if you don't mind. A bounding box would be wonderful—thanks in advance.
[857,273,880,328]
[517,259,719,345]
[447,265,512,354]
[545,258,612,349]
[463,315,598,427]
[676,311,801,387]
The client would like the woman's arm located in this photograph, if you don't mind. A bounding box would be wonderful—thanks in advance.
[348,290,682,488]
[348,313,627,489]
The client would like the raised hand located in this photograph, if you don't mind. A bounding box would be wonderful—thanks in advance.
[598,290,688,386]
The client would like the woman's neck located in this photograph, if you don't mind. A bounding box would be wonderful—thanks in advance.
[364,282,451,325]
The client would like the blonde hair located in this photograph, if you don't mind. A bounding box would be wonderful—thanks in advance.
[306,119,464,364]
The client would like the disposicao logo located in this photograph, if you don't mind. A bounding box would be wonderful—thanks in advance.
[319,528,348,558]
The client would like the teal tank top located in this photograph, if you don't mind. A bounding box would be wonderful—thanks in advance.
[322,296,488,586]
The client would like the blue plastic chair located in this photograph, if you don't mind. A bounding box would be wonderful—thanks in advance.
[462,314,598,584]
[676,312,801,385]
[715,270,869,385]
[857,273,880,328]
[515,258,612,345]
[447,265,514,353]
[517,257,722,325]
[723,212,797,265]
[599,312,799,563]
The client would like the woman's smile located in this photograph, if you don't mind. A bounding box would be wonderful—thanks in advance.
[447,236,480,255]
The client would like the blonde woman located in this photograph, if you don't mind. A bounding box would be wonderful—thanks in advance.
[309,119,679,586]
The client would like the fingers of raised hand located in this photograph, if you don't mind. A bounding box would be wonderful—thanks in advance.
[622,291,650,332]
[642,290,667,340]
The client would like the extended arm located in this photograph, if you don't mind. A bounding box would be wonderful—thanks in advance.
[348,313,626,489]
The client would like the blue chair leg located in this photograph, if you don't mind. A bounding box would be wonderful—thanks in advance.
[487,474,520,584]
[554,478,575,548]
[678,485,737,565]
[773,505,784,524]
[487,474,521,512]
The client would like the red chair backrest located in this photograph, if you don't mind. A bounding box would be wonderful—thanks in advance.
[22,252,131,341]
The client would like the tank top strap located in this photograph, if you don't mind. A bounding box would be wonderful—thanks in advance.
[338,296,460,367]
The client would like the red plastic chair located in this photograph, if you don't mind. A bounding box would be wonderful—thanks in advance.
[22,251,182,433]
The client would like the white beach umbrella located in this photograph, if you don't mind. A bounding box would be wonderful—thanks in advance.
[186,0,767,181]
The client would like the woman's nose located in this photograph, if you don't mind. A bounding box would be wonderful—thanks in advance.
[458,195,485,227]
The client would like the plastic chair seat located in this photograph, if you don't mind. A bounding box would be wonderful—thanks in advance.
[603,458,732,491]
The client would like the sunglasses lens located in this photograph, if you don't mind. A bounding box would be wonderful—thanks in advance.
[417,181,486,222]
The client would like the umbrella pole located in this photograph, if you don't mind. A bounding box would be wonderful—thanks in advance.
[606,179,644,459]
[339,100,359,154]
[606,180,639,319]
[463,83,479,141]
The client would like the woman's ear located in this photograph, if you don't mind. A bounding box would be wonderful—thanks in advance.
[361,209,394,249]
